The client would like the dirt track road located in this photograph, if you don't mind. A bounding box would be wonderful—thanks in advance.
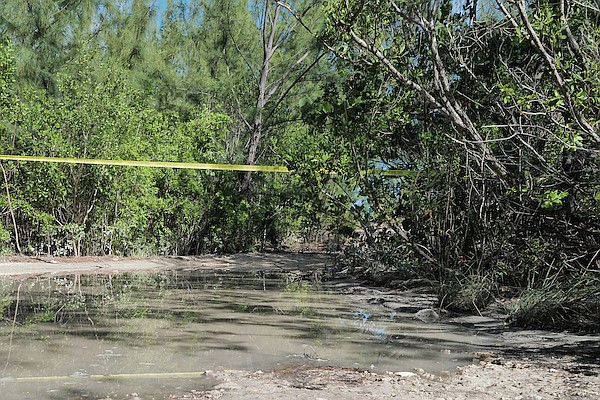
[0,253,329,277]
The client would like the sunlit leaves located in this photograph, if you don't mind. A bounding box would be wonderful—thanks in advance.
[540,189,569,210]
[0,43,242,256]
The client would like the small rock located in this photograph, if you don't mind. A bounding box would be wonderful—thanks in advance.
[415,309,440,323]
[395,371,417,378]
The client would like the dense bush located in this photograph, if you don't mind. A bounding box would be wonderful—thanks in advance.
[0,46,308,255]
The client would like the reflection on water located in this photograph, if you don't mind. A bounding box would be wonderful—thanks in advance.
[0,270,496,399]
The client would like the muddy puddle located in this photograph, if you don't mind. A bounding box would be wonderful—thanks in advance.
[0,269,499,399]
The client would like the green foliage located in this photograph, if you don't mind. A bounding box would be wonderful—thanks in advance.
[0,224,10,254]
[509,273,600,330]
[0,0,332,256]
[1,0,598,331]
[314,0,600,329]
[0,40,15,107]
[0,0,100,92]
[438,274,495,313]
[541,190,569,210]
[0,43,259,256]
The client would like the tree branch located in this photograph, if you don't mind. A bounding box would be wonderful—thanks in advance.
[514,0,599,143]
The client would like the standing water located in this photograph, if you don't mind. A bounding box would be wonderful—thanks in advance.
[0,268,497,399]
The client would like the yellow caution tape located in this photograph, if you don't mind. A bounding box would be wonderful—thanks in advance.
[0,155,290,173]
[376,169,418,177]
[0,371,207,383]
[0,155,415,177]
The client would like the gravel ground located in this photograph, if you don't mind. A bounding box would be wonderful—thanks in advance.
[173,359,599,400]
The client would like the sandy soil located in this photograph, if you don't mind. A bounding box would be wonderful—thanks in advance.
[1,253,599,399]
[0,252,330,277]
[176,360,600,400]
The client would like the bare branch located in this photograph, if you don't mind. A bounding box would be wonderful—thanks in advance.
[514,0,600,143]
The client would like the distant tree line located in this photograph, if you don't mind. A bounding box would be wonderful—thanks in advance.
[0,0,329,255]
